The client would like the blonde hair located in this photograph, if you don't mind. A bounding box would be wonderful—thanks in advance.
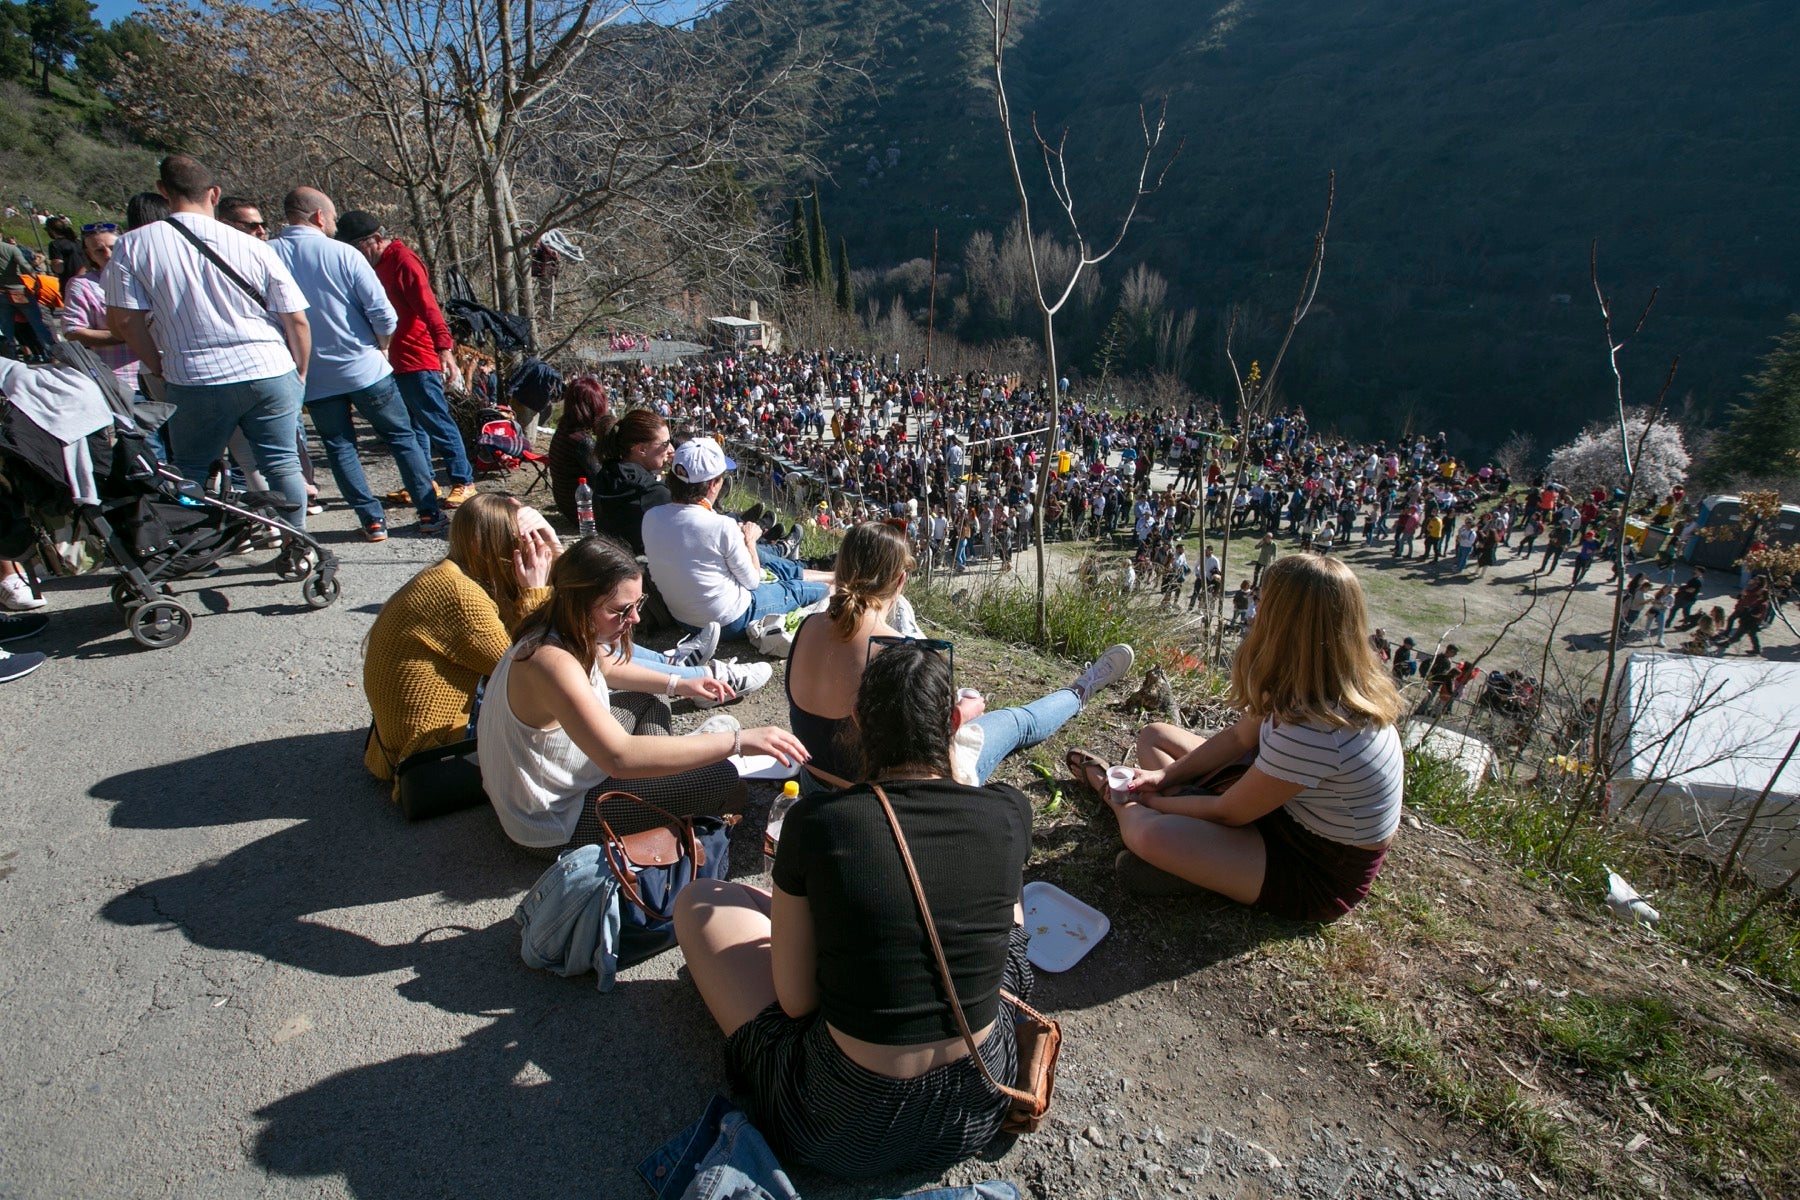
[826,522,914,638]
[1229,553,1404,729]
[448,494,529,616]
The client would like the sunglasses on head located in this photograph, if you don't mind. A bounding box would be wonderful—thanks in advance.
[81,222,118,234]
[867,634,954,673]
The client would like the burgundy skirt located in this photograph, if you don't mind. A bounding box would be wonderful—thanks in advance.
[1253,804,1388,923]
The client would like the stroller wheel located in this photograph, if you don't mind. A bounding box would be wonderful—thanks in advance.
[275,548,315,583]
[110,578,145,613]
[301,573,340,610]
[128,599,193,650]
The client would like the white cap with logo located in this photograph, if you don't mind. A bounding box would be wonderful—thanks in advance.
[671,437,735,484]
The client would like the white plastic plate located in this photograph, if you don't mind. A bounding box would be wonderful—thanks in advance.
[1022,880,1110,972]
[729,754,802,781]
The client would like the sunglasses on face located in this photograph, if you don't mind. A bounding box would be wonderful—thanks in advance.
[867,634,954,673]
[601,598,645,622]
[231,218,266,231]
[81,222,119,234]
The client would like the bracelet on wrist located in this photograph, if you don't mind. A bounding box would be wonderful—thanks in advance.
[666,673,679,697]
[731,729,742,758]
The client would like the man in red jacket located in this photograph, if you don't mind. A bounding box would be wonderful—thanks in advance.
[337,211,475,507]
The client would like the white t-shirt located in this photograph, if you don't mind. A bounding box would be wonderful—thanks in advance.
[104,213,308,387]
[641,501,762,627]
[1256,715,1404,845]
[477,639,610,847]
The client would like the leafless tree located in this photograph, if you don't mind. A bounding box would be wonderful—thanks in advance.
[979,0,1181,642]
[1206,173,1335,659]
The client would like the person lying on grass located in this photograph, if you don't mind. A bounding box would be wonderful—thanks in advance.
[1068,553,1405,922]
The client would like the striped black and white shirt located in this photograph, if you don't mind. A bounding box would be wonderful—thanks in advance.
[1257,714,1404,845]
[104,213,308,388]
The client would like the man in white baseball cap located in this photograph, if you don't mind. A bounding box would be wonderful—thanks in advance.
[641,437,832,640]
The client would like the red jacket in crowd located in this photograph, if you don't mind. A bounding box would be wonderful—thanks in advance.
[374,238,454,376]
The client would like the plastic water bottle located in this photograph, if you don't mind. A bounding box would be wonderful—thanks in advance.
[763,780,800,873]
[575,477,596,537]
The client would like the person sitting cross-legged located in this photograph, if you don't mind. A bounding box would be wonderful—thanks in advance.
[675,639,1036,1179]
[1070,553,1405,923]
[640,437,832,640]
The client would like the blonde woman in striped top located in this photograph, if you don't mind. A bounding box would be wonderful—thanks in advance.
[1074,553,1405,921]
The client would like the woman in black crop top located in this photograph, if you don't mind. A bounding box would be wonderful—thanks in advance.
[675,639,1036,1179]
[787,521,1136,788]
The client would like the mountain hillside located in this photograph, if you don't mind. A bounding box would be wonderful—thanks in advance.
[735,0,1800,452]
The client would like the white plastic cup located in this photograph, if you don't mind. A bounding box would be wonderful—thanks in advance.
[1106,765,1134,802]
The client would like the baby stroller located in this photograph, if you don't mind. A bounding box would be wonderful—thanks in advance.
[0,344,341,649]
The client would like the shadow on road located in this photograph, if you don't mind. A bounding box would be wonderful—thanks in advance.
[95,730,536,975]
[93,730,744,1197]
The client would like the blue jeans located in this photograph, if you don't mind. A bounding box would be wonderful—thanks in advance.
[1454,544,1472,572]
[394,370,473,485]
[165,371,308,530]
[630,644,707,679]
[955,536,969,570]
[969,688,1080,784]
[720,554,827,639]
[306,374,441,527]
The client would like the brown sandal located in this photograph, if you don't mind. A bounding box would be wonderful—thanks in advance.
[1065,748,1111,799]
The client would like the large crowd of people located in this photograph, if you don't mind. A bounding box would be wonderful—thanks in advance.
[2,148,1785,1183]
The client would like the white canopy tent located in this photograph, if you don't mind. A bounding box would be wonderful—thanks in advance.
[1612,653,1800,889]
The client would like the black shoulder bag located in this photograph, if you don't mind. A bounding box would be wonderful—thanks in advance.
[161,217,267,308]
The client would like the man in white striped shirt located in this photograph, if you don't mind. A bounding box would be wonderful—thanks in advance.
[105,155,313,528]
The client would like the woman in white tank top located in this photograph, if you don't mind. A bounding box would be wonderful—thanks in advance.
[477,537,809,856]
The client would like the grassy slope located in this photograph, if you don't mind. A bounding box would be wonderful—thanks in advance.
[756,0,1800,452]
[0,74,153,244]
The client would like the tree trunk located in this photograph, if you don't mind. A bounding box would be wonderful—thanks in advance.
[1034,307,1060,646]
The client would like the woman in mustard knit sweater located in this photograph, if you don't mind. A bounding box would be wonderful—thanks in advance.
[364,495,559,791]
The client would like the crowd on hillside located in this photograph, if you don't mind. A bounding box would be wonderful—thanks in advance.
[6,142,1792,1192]
[0,154,1433,1186]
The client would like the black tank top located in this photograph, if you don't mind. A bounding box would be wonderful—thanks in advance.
[785,614,860,781]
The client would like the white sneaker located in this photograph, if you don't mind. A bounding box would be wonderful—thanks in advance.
[0,574,45,612]
[1071,643,1136,703]
[689,713,742,737]
[693,658,774,707]
[672,621,721,667]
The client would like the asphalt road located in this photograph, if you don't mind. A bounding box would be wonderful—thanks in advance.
[0,496,756,1200]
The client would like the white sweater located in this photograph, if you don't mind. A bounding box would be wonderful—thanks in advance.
[641,501,761,627]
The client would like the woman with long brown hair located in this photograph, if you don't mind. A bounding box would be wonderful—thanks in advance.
[477,536,807,853]
[1074,553,1405,921]
[590,407,674,554]
[547,376,614,524]
[786,521,1134,787]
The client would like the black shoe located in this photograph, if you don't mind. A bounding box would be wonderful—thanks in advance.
[739,502,765,526]
[0,613,48,644]
[0,647,46,682]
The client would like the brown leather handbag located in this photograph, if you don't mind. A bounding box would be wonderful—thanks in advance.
[870,783,1062,1134]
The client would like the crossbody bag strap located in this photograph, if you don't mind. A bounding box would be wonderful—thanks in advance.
[162,217,267,309]
[803,762,852,790]
[868,782,1032,1106]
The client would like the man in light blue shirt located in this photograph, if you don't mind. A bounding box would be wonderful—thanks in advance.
[271,187,444,541]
